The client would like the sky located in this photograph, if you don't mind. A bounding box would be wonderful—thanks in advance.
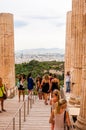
[0,0,72,51]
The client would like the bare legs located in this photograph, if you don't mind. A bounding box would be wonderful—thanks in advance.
[44,93,48,105]
[0,98,6,112]
[28,90,33,99]
[18,90,25,102]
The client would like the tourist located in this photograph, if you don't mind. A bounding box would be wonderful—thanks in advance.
[50,89,60,111]
[36,76,42,100]
[49,89,60,130]
[51,74,60,97]
[65,71,71,93]
[17,74,26,102]
[49,98,71,130]
[49,73,53,83]
[0,77,7,112]
[49,73,53,99]
[41,74,51,105]
[27,72,35,99]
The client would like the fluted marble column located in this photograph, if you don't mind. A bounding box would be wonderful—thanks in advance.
[75,0,86,129]
[71,0,83,96]
[65,11,72,74]
[0,13,15,88]
[64,11,72,88]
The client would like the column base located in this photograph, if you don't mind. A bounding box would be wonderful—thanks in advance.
[75,116,86,130]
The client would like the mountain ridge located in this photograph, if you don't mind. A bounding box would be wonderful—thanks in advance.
[15,48,65,54]
[15,48,65,64]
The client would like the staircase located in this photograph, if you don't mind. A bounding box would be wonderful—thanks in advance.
[0,95,51,130]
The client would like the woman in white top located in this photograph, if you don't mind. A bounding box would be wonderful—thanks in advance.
[49,99,71,130]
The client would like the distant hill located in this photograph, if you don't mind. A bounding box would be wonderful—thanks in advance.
[15,48,65,64]
[15,48,65,55]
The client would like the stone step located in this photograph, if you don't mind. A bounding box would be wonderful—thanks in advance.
[0,93,78,130]
[21,99,51,130]
[0,96,26,130]
[0,95,51,130]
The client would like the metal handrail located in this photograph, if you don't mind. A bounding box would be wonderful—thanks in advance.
[3,94,36,130]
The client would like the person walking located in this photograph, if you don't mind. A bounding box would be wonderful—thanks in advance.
[0,77,7,112]
[50,89,60,111]
[17,74,26,102]
[51,74,60,97]
[49,89,60,130]
[49,99,71,130]
[41,74,51,105]
[36,76,42,100]
[27,72,35,99]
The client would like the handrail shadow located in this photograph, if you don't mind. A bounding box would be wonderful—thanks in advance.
[3,94,37,130]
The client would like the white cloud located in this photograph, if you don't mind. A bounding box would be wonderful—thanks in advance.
[0,0,72,51]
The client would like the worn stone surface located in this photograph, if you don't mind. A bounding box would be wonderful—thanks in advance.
[64,11,72,89]
[0,13,15,88]
[75,0,86,129]
[65,11,72,74]
[0,95,51,130]
[71,0,83,97]
[65,0,86,129]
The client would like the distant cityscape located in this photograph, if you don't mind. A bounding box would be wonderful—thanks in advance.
[15,48,65,64]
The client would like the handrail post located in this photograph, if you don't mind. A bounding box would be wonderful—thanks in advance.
[32,94,34,104]
[27,97,29,114]
[3,94,37,130]
[13,117,15,130]
[30,99,32,109]
[19,109,21,130]
[24,101,26,122]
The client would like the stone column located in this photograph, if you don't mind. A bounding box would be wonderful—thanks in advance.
[75,0,86,129]
[0,13,15,88]
[71,0,83,96]
[64,11,72,88]
[65,11,72,74]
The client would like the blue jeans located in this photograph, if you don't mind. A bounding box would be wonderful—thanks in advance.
[66,82,70,92]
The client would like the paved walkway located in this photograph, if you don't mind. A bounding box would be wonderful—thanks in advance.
[0,92,80,130]
[0,95,51,130]
[0,95,24,130]
[22,99,51,130]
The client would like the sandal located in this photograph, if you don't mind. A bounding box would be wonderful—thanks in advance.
[2,109,6,112]
[45,102,48,105]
